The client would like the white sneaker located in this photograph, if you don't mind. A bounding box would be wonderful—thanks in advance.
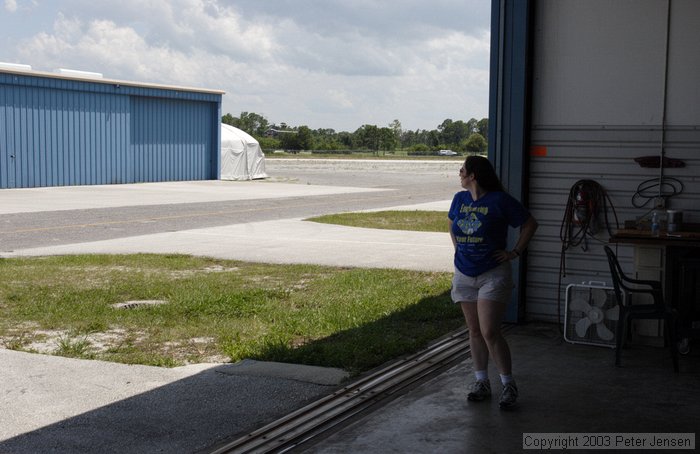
[467,379,491,401]
[499,381,518,409]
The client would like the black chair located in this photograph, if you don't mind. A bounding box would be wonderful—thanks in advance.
[603,246,679,372]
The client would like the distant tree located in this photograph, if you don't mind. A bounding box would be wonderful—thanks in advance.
[477,118,488,138]
[221,112,270,137]
[222,113,236,126]
[389,119,402,142]
[441,120,470,146]
[337,131,355,149]
[224,113,487,153]
[237,112,269,136]
[464,133,487,154]
[378,127,397,152]
[437,119,453,145]
[276,125,314,151]
[310,128,337,150]
[355,124,381,152]
[437,119,453,132]
[400,129,416,148]
[279,130,299,151]
[310,128,341,150]
[466,118,479,136]
[257,136,281,151]
[296,126,314,150]
[403,128,433,149]
[428,130,440,148]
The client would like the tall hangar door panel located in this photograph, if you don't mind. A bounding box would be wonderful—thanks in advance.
[0,85,129,189]
[131,97,215,183]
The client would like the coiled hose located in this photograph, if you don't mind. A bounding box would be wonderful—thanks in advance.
[557,179,619,327]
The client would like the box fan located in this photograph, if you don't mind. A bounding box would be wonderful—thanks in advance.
[564,282,620,348]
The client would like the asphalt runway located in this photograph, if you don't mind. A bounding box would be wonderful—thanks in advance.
[0,159,461,252]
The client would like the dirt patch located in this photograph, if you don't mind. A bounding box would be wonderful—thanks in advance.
[0,326,229,365]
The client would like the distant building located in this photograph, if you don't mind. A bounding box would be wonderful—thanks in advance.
[1,64,224,189]
[264,128,297,138]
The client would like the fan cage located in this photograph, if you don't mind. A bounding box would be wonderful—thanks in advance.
[564,283,621,348]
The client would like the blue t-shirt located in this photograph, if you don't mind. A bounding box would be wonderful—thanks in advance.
[448,190,530,277]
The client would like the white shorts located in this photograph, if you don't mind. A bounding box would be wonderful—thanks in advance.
[450,261,514,304]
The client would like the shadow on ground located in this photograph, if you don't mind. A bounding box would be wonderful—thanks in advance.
[2,320,698,454]
[246,290,464,376]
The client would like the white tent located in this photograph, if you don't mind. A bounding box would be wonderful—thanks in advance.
[220,123,267,180]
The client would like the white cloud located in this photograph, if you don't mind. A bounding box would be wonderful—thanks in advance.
[4,0,17,12]
[7,0,491,131]
[327,89,354,110]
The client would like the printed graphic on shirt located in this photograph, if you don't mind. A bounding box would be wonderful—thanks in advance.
[457,212,481,235]
[456,204,488,236]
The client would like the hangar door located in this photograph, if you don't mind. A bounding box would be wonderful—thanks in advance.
[0,85,129,189]
[131,97,217,183]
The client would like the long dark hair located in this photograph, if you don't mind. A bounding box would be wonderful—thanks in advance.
[463,155,504,192]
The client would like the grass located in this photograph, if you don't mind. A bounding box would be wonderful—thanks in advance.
[0,210,459,375]
[307,210,448,232]
[0,253,461,376]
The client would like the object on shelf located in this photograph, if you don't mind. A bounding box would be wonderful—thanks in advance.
[634,156,685,168]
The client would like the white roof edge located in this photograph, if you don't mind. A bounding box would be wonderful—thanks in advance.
[56,68,104,79]
[0,62,32,71]
[0,67,225,95]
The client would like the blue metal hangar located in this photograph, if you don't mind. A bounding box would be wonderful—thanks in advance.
[0,65,224,189]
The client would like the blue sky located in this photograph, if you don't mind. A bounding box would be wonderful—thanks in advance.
[1,0,491,132]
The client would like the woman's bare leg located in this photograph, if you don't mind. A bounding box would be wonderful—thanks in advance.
[460,301,489,371]
[475,297,511,375]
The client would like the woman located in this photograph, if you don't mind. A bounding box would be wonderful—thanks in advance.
[448,155,538,409]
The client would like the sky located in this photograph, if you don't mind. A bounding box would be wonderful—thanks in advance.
[1,0,491,133]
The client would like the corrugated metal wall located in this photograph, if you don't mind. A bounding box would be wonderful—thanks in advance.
[0,71,221,189]
[131,97,215,183]
[0,84,129,188]
[526,0,700,322]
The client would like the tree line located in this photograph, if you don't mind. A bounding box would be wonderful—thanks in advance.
[222,112,488,155]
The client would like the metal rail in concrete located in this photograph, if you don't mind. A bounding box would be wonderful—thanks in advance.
[208,328,473,454]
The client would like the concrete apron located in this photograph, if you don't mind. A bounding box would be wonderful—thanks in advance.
[309,322,700,453]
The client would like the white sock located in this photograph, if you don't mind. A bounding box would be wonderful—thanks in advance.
[475,370,489,381]
[500,374,514,385]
